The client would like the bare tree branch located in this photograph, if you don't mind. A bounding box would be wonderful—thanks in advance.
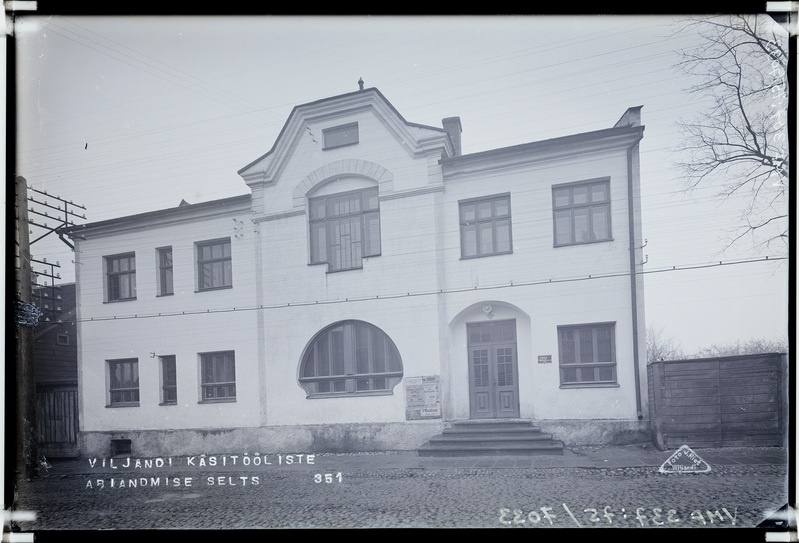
[693,336,788,358]
[672,15,789,255]
[646,326,685,363]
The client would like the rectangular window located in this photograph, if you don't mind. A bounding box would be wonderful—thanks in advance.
[160,355,177,405]
[323,122,359,149]
[558,323,616,386]
[459,194,512,258]
[108,358,139,406]
[309,187,380,272]
[552,179,611,246]
[56,333,70,345]
[106,253,136,302]
[200,351,236,402]
[158,247,173,296]
[197,239,232,290]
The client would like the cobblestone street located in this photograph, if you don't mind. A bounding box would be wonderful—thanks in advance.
[8,450,790,531]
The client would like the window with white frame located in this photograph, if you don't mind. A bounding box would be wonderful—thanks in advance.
[108,358,139,406]
[157,247,173,296]
[558,323,617,386]
[459,194,512,258]
[160,355,177,405]
[200,351,236,402]
[309,187,380,272]
[552,179,611,246]
[323,122,359,149]
[299,320,403,397]
[196,238,232,290]
[105,253,136,302]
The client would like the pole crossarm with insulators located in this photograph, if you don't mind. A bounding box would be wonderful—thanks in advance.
[26,185,87,249]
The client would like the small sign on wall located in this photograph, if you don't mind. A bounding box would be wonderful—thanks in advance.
[405,375,441,420]
[538,355,552,364]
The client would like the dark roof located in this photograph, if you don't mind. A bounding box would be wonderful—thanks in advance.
[440,124,644,167]
[61,193,251,236]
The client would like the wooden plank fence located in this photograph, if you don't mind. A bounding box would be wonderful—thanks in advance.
[35,385,79,458]
[648,353,787,449]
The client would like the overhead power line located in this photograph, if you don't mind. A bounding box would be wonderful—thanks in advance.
[77,255,785,323]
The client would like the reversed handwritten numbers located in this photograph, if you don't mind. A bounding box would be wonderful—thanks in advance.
[313,472,342,484]
[690,508,737,526]
[500,506,732,527]
[499,507,557,525]
[582,506,616,524]
[499,508,530,525]
[498,508,511,525]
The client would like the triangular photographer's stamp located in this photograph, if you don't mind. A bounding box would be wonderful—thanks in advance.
[659,444,711,474]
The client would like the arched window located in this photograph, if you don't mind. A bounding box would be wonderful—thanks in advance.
[299,320,403,397]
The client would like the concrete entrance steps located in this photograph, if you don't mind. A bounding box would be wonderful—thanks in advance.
[417,419,565,457]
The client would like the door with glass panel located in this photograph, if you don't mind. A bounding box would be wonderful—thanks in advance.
[467,320,520,419]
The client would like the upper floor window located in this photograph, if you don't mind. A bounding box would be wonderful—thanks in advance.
[197,238,232,291]
[157,247,173,296]
[108,358,139,407]
[106,253,136,302]
[552,179,611,246]
[323,122,359,149]
[200,351,236,402]
[299,320,403,398]
[309,187,380,272]
[558,323,617,387]
[459,194,512,258]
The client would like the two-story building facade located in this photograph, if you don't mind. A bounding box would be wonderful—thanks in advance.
[70,87,648,457]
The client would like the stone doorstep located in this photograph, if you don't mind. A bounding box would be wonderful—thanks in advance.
[420,419,565,457]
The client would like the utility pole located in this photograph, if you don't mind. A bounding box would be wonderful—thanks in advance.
[14,176,86,481]
[14,176,39,480]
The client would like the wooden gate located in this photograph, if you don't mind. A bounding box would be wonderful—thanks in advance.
[648,353,787,449]
[36,385,79,458]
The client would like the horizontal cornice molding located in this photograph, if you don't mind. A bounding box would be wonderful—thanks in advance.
[379,185,445,201]
[253,209,306,223]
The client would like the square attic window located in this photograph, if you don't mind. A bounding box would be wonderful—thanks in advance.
[323,122,359,149]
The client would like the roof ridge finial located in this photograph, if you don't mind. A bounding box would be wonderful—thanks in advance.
[358,77,364,91]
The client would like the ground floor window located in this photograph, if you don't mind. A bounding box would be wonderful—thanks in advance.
[299,320,403,397]
[558,322,616,386]
[160,355,177,405]
[200,351,236,402]
[108,358,139,406]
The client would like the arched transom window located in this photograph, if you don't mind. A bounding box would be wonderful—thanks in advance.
[299,320,403,397]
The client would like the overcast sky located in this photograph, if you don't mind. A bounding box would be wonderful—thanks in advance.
[13,14,790,354]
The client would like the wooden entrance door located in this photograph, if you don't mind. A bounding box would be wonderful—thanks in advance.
[467,320,520,419]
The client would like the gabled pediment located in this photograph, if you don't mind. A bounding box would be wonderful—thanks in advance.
[237,88,452,186]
